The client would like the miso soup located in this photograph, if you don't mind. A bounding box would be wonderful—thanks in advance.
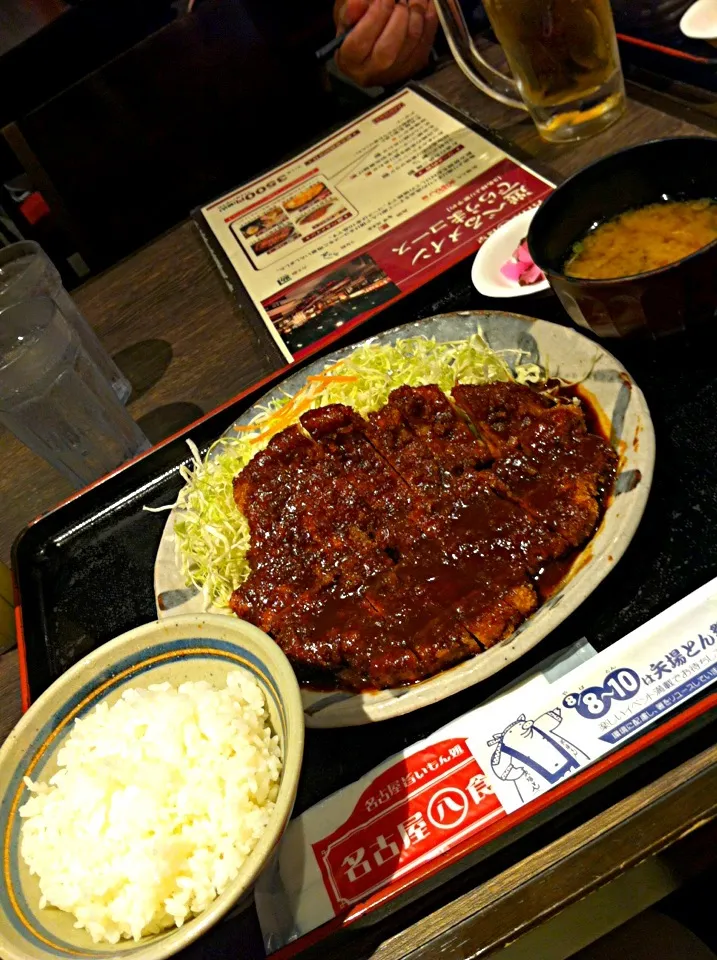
[564,198,717,280]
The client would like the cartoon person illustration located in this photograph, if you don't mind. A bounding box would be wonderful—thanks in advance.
[487,708,589,805]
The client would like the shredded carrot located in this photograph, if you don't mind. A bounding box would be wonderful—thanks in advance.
[250,396,315,444]
[232,371,351,438]
[306,374,357,385]
[238,405,297,438]
[287,396,314,419]
[262,390,308,422]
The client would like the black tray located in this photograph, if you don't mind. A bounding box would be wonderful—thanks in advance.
[12,270,717,958]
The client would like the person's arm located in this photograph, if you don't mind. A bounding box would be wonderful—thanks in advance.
[332,0,438,89]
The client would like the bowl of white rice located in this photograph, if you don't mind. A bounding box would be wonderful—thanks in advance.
[0,613,304,960]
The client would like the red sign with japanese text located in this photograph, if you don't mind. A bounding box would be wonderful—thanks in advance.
[312,738,503,912]
[368,159,550,286]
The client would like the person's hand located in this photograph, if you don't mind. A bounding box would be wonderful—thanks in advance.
[333,0,438,88]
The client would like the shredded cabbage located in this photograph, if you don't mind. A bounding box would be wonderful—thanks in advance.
[170,333,541,610]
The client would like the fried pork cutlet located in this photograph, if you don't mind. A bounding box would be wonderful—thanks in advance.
[363,388,559,672]
[230,541,392,635]
[366,557,536,657]
[230,422,392,631]
[300,404,431,554]
[231,427,328,629]
[275,551,539,691]
[374,385,489,476]
[232,403,431,634]
[233,404,540,688]
[233,425,317,548]
[364,400,446,499]
[364,486,563,665]
[275,576,510,691]
[492,407,617,546]
[273,585,427,690]
[281,537,542,690]
[228,381,616,691]
[453,383,617,547]
[452,381,551,458]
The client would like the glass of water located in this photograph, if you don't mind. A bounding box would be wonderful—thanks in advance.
[0,241,131,403]
[0,297,150,488]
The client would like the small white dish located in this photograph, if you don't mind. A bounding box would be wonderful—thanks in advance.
[471,206,550,299]
[680,0,717,39]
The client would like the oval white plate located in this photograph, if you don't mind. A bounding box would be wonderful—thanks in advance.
[680,0,717,38]
[154,311,654,728]
[471,207,550,298]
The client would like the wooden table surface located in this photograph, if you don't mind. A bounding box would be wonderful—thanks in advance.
[2,61,717,957]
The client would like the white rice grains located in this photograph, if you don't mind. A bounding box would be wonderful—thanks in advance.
[19,671,282,944]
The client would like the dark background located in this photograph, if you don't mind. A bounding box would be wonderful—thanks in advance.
[2,0,717,288]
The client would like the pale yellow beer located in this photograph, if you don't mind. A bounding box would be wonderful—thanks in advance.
[481,0,625,141]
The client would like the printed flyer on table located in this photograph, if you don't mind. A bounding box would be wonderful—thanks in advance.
[196,88,553,360]
[256,576,717,952]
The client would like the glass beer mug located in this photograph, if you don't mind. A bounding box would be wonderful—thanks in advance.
[434,0,626,142]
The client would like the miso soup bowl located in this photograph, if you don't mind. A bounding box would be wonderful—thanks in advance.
[527,137,717,338]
